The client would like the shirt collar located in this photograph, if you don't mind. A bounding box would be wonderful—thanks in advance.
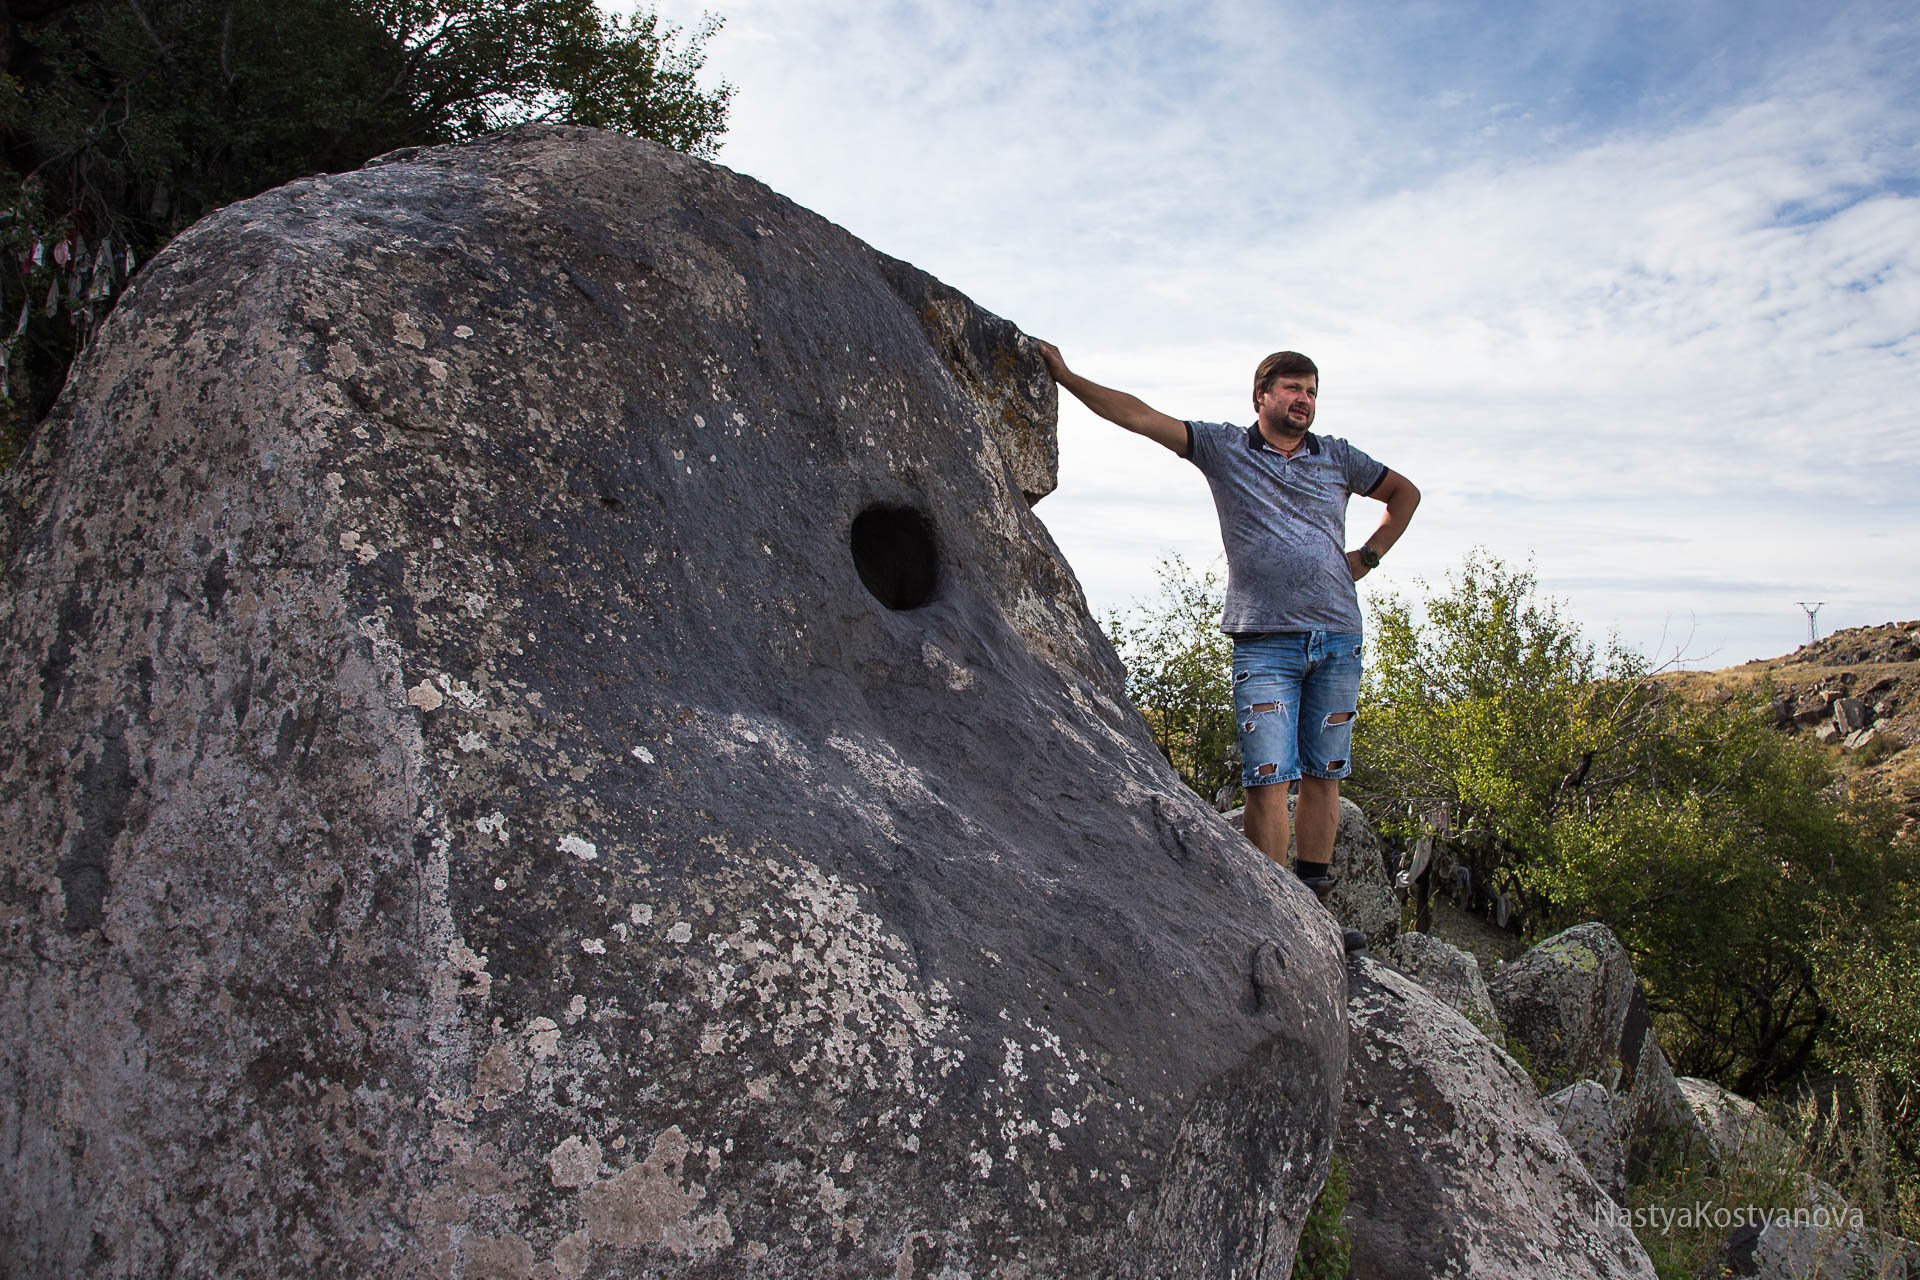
[1245,424,1320,457]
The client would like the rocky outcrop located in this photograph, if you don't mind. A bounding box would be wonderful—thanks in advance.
[1338,957,1656,1280]
[1686,620,1920,830]
[1489,924,1689,1181]
[0,126,1347,1279]
[1374,929,1498,1031]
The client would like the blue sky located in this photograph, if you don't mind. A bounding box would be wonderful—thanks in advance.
[628,0,1918,666]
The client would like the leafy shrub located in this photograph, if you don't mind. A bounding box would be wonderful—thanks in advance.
[1350,550,1920,1096]
[1102,554,1238,805]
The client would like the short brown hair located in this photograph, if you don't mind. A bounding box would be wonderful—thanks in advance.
[1253,351,1319,400]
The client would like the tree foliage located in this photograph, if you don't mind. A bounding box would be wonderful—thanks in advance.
[1102,554,1239,805]
[1811,874,1920,1185]
[0,0,732,457]
[1350,550,1919,1095]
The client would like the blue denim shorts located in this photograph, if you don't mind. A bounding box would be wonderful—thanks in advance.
[1232,631,1363,786]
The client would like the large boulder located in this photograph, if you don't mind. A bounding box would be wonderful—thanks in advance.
[0,126,1348,1279]
[1489,923,1689,1178]
[1339,957,1656,1280]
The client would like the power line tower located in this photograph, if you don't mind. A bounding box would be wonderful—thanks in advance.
[1796,601,1824,644]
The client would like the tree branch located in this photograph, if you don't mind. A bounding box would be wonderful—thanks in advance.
[219,4,234,87]
[123,0,175,69]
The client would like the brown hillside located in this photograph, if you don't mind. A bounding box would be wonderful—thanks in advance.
[1660,620,1920,829]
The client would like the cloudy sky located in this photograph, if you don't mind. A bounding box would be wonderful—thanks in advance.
[629,0,1918,667]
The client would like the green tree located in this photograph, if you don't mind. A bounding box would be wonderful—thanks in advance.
[1811,866,1920,1212]
[1103,554,1239,805]
[1352,551,1652,869]
[1,0,731,457]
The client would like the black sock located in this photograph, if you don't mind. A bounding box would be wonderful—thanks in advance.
[1295,860,1331,881]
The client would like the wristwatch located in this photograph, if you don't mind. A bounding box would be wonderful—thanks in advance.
[1355,546,1381,569]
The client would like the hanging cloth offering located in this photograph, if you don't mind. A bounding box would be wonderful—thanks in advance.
[87,239,115,300]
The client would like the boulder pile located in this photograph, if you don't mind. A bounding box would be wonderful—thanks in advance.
[1336,955,1656,1279]
[1487,923,1690,1192]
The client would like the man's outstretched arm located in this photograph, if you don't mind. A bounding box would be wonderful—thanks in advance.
[1037,341,1188,455]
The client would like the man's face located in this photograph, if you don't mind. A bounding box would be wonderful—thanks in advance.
[1255,373,1317,435]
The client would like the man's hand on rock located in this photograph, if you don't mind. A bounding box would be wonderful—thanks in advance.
[1035,340,1069,384]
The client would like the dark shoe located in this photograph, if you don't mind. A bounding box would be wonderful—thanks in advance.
[1299,874,1338,902]
[1343,928,1368,954]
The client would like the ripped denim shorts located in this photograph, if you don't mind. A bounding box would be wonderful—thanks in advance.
[1231,630,1363,786]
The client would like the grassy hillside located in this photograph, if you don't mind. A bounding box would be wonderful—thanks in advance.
[1661,621,1920,834]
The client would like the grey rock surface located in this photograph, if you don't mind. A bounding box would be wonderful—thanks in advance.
[1325,797,1400,947]
[1489,923,1689,1179]
[1545,1080,1626,1201]
[1845,726,1893,761]
[1735,1224,1916,1280]
[1793,692,1835,724]
[1339,957,1657,1280]
[0,126,1347,1279]
[1375,929,1498,1031]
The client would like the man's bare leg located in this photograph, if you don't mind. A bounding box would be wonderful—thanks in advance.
[1243,780,1292,868]
[1297,776,1367,953]
[1293,776,1342,869]
[1247,775,1362,950]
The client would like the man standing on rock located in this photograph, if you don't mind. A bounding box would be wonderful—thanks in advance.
[1038,343,1420,925]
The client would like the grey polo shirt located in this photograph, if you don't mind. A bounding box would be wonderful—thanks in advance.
[1184,420,1388,635]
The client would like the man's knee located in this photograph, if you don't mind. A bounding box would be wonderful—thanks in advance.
[1246,776,1290,804]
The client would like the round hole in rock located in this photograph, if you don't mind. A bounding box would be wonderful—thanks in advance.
[850,504,938,611]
